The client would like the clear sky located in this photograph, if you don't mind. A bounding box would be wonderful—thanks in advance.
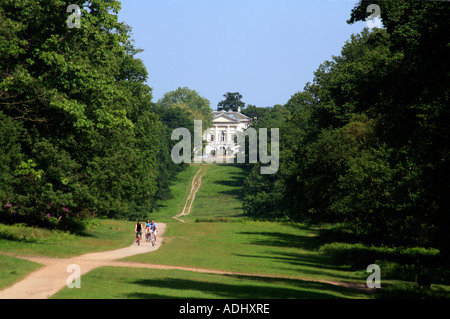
[117,0,367,110]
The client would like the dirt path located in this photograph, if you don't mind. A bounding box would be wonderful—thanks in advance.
[0,223,167,299]
[172,166,205,223]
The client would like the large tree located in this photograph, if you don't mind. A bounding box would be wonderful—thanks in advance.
[346,0,450,253]
[0,0,167,227]
[157,87,213,129]
[242,0,450,253]
[217,92,245,112]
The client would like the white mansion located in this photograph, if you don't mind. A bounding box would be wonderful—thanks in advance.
[203,107,251,157]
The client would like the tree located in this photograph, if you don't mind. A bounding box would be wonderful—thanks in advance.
[151,102,193,202]
[0,0,168,228]
[241,104,268,123]
[217,92,245,112]
[242,0,450,253]
[157,87,213,129]
[346,0,450,253]
[0,111,24,223]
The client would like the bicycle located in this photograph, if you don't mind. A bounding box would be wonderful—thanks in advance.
[145,229,151,243]
[151,231,156,246]
[136,231,141,245]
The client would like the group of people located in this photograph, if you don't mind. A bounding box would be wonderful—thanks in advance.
[134,219,158,244]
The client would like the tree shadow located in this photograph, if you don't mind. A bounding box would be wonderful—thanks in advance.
[213,172,247,199]
[125,274,365,299]
[237,230,321,251]
[124,292,179,299]
[235,227,370,278]
[312,225,363,246]
[232,252,356,281]
[238,222,364,251]
[0,232,38,243]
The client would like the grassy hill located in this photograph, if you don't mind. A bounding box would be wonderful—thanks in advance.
[2,163,449,299]
[52,164,371,299]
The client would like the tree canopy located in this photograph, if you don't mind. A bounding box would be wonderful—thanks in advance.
[0,0,197,229]
[217,92,245,112]
[242,0,450,255]
[157,87,213,129]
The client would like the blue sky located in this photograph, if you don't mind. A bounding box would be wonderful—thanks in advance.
[118,0,367,110]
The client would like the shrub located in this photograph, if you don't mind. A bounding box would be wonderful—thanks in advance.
[319,242,441,270]
[375,282,450,299]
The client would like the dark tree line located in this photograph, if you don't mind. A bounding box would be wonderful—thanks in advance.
[0,0,210,230]
[242,0,450,255]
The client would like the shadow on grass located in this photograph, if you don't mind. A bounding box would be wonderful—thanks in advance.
[238,229,321,251]
[233,252,358,282]
[206,165,248,199]
[215,182,247,199]
[125,274,367,299]
[0,232,37,243]
[238,221,370,253]
[235,227,369,280]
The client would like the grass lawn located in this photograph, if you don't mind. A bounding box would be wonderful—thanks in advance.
[0,219,136,258]
[152,163,246,223]
[3,163,449,299]
[129,164,366,284]
[124,221,366,284]
[54,163,374,299]
[52,267,368,299]
[186,164,248,221]
[0,255,42,290]
[151,163,204,222]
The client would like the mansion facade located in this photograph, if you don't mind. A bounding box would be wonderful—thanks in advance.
[203,108,250,157]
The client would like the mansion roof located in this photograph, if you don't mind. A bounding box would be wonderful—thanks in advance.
[213,110,250,123]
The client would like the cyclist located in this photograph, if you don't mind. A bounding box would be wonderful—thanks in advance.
[135,220,143,243]
[145,219,151,242]
[150,220,158,244]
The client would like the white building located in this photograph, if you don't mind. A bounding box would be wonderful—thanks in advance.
[203,108,250,157]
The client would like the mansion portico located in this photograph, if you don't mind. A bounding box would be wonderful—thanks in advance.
[203,108,250,157]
